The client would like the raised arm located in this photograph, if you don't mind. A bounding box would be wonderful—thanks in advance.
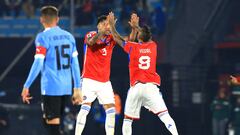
[128,13,140,42]
[108,12,126,48]
[85,31,104,46]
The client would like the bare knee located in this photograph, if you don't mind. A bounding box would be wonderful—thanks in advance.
[124,115,133,120]
[103,103,115,110]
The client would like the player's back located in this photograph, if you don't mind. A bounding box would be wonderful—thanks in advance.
[127,41,161,86]
[37,26,76,95]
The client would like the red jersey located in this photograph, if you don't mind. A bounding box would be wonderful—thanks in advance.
[82,31,116,82]
[123,41,161,86]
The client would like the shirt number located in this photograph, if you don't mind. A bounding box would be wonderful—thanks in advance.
[138,56,151,70]
[55,44,70,70]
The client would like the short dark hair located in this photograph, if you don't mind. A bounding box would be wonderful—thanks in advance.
[40,6,58,17]
[140,25,152,42]
[97,15,107,25]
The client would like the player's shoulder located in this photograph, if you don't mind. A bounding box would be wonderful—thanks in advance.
[36,31,44,39]
[59,27,74,36]
[146,41,157,46]
[60,28,75,40]
[35,31,46,44]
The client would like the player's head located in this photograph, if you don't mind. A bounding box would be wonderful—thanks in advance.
[40,6,59,27]
[138,25,152,42]
[97,15,110,34]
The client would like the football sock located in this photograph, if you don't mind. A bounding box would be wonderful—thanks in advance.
[105,107,116,135]
[75,104,91,135]
[158,112,178,135]
[122,118,133,135]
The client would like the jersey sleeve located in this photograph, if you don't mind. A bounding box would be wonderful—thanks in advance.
[123,41,137,54]
[70,35,78,57]
[69,34,81,88]
[23,58,44,88]
[35,34,48,59]
[84,31,97,44]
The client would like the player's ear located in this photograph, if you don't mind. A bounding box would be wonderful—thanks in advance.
[40,17,44,24]
[56,17,60,24]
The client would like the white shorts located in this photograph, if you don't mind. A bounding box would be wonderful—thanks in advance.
[81,78,115,105]
[124,83,168,119]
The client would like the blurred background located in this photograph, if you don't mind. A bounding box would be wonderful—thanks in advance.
[0,0,240,135]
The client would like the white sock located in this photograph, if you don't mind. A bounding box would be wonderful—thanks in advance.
[158,112,178,135]
[122,118,133,135]
[105,107,116,135]
[75,105,91,135]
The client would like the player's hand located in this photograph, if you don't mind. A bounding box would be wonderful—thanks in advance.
[230,75,239,84]
[128,13,139,29]
[21,88,33,104]
[72,88,82,105]
[108,12,117,27]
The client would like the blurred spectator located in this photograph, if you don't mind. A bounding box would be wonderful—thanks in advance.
[75,0,94,26]
[4,0,22,17]
[210,88,232,135]
[22,0,35,18]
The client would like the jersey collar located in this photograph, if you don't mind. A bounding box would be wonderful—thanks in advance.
[44,26,59,32]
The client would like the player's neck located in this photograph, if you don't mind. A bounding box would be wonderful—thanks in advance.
[43,24,57,29]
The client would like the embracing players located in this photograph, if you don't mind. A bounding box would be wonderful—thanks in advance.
[21,6,82,135]
[108,12,179,135]
[75,13,138,135]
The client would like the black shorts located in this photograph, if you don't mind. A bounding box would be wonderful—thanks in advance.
[41,95,70,120]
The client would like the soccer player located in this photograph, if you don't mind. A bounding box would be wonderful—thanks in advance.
[21,6,82,135]
[74,15,116,135]
[108,12,179,135]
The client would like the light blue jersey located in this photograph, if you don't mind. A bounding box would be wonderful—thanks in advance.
[24,26,81,96]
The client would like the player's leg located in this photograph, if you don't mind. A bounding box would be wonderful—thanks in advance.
[122,84,142,135]
[46,118,61,135]
[97,81,116,135]
[122,116,133,135]
[75,78,97,135]
[103,103,116,135]
[158,111,178,135]
[143,83,178,135]
[41,95,62,135]
[75,103,92,135]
